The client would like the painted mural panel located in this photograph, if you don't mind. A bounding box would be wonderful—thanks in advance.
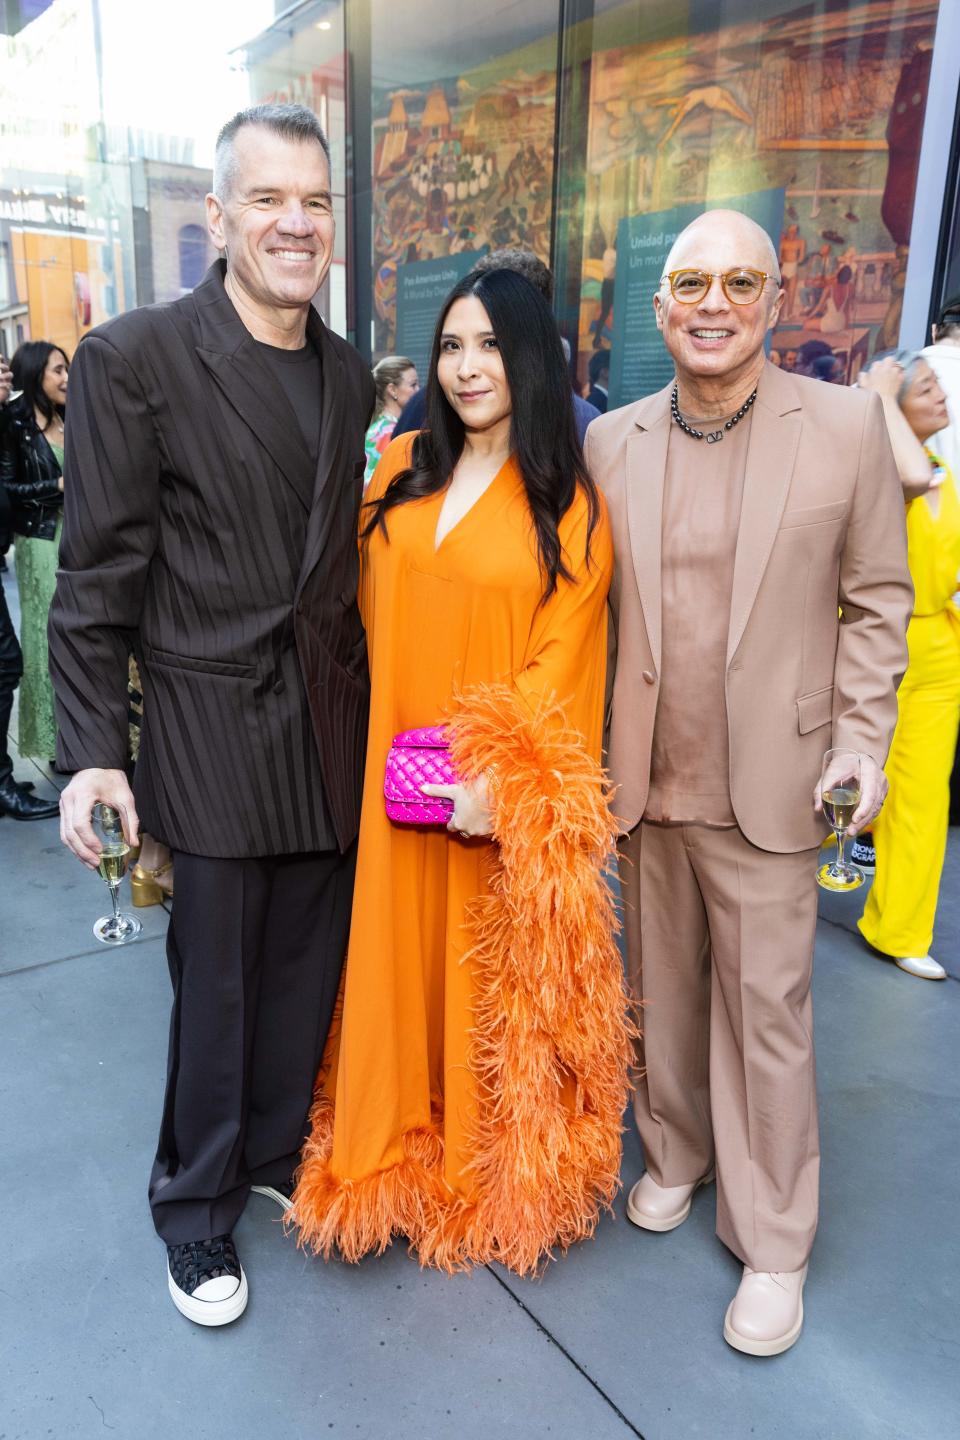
[580,0,940,397]
[370,32,559,355]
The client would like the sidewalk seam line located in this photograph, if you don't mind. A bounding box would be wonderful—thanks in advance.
[0,935,161,979]
[484,1265,647,1439]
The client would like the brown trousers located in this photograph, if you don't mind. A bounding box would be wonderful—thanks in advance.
[620,821,821,1272]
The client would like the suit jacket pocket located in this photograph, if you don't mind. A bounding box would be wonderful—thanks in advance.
[796,685,834,734]
[142,643,256,679]
[780,501,847,530]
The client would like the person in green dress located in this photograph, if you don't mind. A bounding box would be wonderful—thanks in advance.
[0,341,68,761]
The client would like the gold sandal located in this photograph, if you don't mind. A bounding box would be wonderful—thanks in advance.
[130,860,174,907]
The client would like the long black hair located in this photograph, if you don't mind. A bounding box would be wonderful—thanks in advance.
[11,340,69,427]
[363,267,600,602]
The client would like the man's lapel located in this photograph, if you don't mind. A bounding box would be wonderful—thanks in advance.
[726,363,803,663]
[193,261,315,513]
[297,310,348,589]
[625,384,672,672]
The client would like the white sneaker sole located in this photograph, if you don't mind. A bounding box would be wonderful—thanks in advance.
[626,1170,715,1232]
[250,1183,294,1211]
[168,1267,249,1327]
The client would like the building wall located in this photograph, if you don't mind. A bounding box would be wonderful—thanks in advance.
[0,0,954,397]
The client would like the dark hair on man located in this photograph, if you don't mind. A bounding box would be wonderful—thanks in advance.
[362,267,599,603]
[588,349,610,385]
[935,292,960,339]
[11,340,69,425]
[213,103,331,197]
[811,353,841,383]
[470,247,553,302]
[795,338,833,375]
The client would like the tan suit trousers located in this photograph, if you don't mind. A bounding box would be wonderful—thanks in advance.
[620,821,821,1272]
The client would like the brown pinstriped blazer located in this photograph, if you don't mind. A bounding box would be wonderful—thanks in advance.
[48,261,375,858]
[586,362,914,853]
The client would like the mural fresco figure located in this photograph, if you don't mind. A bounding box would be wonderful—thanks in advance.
[653,85,753,148]
[593,236,618,350]
[779,223,806,320]
[808,263,855,334]
[502,144,526,201]
[801,242,835,315]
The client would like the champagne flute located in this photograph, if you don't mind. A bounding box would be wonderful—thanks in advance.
[92,803,143,944]
[816,749,865,892]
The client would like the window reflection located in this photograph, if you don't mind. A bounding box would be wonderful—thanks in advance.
[177,224,208,293]
[369,0,560,361]
[0,0,949,394]
[576,0,941,404]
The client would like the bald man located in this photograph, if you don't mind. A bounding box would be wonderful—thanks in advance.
[586,210,912,1355]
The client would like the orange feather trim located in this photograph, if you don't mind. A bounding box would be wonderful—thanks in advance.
[289,684,636,1276]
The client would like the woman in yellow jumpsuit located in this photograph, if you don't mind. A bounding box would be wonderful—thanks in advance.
[858,353,960,980]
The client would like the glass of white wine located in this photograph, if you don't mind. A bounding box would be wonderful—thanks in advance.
[92,802,143,944]
[816,748,865,892]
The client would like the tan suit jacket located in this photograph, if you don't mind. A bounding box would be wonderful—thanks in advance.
[586,362,913,852]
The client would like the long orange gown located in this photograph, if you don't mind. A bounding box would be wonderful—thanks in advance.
[292,431,617,1271]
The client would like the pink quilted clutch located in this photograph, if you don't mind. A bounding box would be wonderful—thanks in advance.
[384,725,458,825]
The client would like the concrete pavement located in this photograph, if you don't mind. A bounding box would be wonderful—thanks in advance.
[1,566,958,1440]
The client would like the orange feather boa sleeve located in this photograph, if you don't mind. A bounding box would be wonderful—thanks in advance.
[290,684,636,1276]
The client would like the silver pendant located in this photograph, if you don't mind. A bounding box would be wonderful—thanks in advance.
[706,430,723,444]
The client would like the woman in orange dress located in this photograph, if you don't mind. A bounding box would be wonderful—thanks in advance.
[291,267,633,1275]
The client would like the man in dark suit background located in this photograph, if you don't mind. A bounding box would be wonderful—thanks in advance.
[586,348,610,413]
[50,104,375,1326]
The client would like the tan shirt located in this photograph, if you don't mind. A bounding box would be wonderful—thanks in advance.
[644,409,754,826]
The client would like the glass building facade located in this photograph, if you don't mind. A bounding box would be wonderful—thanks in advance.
[1,0,958,401]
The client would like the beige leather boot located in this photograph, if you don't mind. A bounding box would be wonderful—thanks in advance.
[625,1170,714,1232]
[723,1264,809,1356]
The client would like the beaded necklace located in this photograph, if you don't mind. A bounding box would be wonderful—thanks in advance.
[670,384,757,443]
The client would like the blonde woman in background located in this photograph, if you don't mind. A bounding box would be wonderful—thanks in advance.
[363,355,418,486]
[857,352,960,981]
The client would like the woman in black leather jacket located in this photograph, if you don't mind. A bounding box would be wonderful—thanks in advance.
[0,341,68,760]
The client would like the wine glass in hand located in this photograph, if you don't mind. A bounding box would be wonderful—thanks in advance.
[816,749,865,892]
[91,803,143,944]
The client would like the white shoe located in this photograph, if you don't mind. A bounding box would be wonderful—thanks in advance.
[166,1234,248,1327]
[251,1179,295,1211]
[625,1169,714,1232]
[895,954,947,981]
[724,1264,808,1357]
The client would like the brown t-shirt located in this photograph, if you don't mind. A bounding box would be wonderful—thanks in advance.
[644,408,754,827]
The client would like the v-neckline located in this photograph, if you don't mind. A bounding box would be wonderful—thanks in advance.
[433,454,515,553]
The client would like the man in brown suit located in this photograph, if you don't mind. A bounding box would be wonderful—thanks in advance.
[50,105,374,1326]
[586,210,912,1355]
